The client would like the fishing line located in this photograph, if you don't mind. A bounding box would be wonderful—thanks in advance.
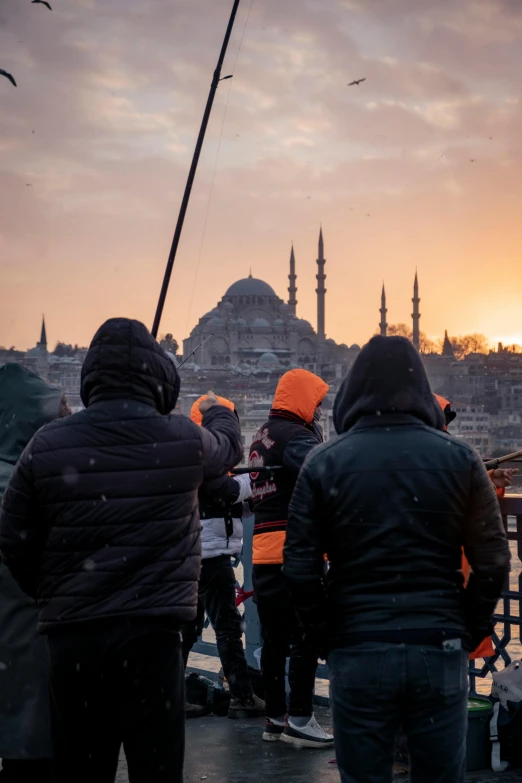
[184,0,255,340]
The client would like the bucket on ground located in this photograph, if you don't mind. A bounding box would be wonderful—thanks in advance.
[467,696,493,772]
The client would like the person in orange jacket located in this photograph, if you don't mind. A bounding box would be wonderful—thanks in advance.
[249,369,333,748]
[182,394,265,720]
[434,394,517,659]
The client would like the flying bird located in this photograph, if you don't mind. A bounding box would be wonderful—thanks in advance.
[348,78,366,86]
[469,159,476,163]
[0,69,17,87]
[32,0,52,9]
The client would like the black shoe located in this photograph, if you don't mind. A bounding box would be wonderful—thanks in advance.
[262,718,286,741]
[228,693,266,719]
[185,702,210,719]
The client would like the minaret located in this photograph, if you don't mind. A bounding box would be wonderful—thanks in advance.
[37,315,48,353]
[442,330,455,358]
[379,284,388,336]
[288,244,298,316]
[412,271,420,351]
[316,227,326,339]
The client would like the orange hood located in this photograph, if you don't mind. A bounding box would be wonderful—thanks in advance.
[434,393,451,411]
[190,394,235,427]
[434,393,456,431]
[272,369,329,425]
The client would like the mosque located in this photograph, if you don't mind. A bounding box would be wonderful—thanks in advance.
[182,229,356,376]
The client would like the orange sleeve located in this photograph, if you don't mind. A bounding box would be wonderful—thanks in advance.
[487,470,505,499]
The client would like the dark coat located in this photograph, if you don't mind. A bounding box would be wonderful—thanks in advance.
[0,318,242,633]
[284,336,510,653]
[0,363,63,759]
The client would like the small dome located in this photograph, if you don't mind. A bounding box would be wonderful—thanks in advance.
[251,317,270,328]
[236,318,247,327]
[297,319,313,333]
[350,343,361,351]
[326,338,335,345]
[208,316,225,326]
[273,319,284,326]
[258,352,280,365]
[222,301,234,311]
[225,276,277,298]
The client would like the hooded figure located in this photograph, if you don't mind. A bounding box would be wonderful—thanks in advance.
[181,395,265,720]
[250,368,329,568]
[0,364,64,779]
[0,318,242,783]
[284,336,510,783]
[249,368,333,749]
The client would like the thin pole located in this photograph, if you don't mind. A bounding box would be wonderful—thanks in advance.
[152,0,242,338]
[177,333,214,370]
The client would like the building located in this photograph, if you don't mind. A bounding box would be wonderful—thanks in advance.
[182,229,355,379]
[449,404,492,454]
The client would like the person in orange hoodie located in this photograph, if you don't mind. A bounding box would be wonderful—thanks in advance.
[249,369,333,748]
[182,394,265,720]
[434,394,517,660]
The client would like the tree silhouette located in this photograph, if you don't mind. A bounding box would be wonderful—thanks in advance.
[387,324,437,354]
[159,334,179,355]
[449,334,489,359]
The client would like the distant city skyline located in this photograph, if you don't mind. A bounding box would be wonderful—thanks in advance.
[2,0,522,349]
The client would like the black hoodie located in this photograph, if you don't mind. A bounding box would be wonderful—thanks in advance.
[284,336,510,651]
[0,318,243,631]
[333,335,445,433]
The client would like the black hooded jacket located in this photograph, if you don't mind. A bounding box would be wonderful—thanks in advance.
[284,336,510,651]
[0,318,243,631]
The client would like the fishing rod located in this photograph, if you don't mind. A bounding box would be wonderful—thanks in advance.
[177,333,214,370]
[151,0,242,339]
[234,456,522,475]
[484,450,522,471]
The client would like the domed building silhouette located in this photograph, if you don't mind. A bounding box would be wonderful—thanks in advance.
[182,229,351,374]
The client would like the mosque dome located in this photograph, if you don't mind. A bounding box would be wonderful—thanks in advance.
[222,301,234,311]
[297,319,314,333]
[273,319,284,329]
[208,316,225,327]
[225,276,277,298]
[236,318,247,327]
[258,352,280,366]
[251,318,270,328]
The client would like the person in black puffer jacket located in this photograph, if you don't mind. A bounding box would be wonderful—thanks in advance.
[0,318,242,783]
[284,335,510,783]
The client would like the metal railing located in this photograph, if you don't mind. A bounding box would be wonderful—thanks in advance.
[468,494,522,694]
[193,495,522,695]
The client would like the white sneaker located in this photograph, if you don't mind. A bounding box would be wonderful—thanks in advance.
[281,714,334,748]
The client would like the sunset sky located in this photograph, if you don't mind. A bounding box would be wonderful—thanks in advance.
[1,0,522,351]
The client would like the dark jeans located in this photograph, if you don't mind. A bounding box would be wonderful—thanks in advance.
[329,642,469,783]
[253,564,318,718]
[182,555,252,699]
[47,621,185,783]
[0,760,53,783]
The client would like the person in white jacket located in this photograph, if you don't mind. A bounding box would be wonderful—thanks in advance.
[182,395,265,720]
